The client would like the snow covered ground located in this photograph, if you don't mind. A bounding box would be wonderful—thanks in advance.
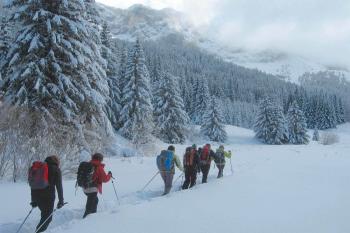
[1,125,350,233]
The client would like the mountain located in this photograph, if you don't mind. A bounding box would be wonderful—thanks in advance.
[96,4,199,42]
[96,3,350,84]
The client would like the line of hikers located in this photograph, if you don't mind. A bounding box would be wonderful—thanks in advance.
[157,144,232,195]
[25,144,231,232]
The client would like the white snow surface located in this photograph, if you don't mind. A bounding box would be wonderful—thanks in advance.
[1,124,350,233]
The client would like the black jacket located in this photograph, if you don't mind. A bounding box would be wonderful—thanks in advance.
[31,157,64,203]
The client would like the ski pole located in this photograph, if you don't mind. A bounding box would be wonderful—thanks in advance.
[111,177,120,205]
[173,172,184,184]
[141,171,160,192]
[230,157,233,174]
[34,202,67,233]
[15,207,34,233]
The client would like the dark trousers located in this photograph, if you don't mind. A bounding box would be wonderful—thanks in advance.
[83,192,98,218]
[217,164,225,178]
[182,166,197,189]
[200,164,210,183]
[36,196,55,232]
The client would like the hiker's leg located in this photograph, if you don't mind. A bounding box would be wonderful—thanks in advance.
[36,196,54,232]
[189,167,197,188]
[202,165,209,183]
[164,172,174,195]
[182,168,190,190]
[91,192,98,214]
[84,192,98,218]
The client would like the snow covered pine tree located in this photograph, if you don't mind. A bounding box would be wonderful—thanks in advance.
[101,21,121,130]
[2,0,110,147]
[119,39,154,144]
[153,72,189,143]
[287,101,309,144]
[201,97,227,142]
[254,98,289,144]
[191,78,211,125]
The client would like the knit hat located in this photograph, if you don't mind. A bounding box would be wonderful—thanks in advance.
[92,153,104,161]
[168,145,175,152]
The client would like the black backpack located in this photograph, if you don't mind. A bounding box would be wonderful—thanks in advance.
[77,162,96,188]
[214,150,225,164]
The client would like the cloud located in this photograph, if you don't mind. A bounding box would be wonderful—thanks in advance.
[97,0,350,67]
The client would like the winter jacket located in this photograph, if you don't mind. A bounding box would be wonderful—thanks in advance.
[214,148,232,166]
[31,156,64,204]
[84,159,111,194]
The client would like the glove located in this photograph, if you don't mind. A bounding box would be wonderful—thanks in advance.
[30,202,38,208]
[57,201,64,209]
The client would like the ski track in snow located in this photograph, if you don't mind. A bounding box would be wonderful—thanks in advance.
[0,169,230,233]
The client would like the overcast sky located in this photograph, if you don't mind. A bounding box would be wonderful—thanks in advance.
[97,0,350,67]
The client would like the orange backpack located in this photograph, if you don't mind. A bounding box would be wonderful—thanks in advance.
[184,147,195,166]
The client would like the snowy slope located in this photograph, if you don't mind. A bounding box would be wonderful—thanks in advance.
[1,125,350,233]
[96,3,350,84]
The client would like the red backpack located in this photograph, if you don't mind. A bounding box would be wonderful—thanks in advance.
[200,146,210,162]
[28,161,49,190]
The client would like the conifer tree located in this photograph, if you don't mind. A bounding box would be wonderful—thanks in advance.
[338,98,345,124]
[118,47,128,96]
[119,39,154,144]
[192,77,210,124]
[254,98,289,144]
[101,21,121,129]
[201,97,227,142]
[2,0,109,126]
[154,72,189,143]
[0,16,12,81]
[287,101,309,144]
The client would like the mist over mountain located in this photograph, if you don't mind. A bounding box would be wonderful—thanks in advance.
[95,3,350,84]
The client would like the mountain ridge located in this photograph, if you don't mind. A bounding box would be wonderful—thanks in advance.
[96,3,350,83]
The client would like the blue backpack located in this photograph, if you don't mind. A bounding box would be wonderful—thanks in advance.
[156,150,174,171]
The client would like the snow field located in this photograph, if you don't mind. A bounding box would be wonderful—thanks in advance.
[1,125,350,233]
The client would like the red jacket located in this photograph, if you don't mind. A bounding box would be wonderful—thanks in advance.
[91,159,111,194]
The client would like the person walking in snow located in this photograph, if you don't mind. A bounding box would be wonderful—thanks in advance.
[182,144,200,189]
[199,144,216,183]
[30,155,65,233]
[83,153,112,218]
[157,145,184,195]
[214,145,232,178]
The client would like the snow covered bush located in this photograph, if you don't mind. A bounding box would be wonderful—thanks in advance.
[254,98,289,145]
[312,128,320,141]
[320,132,339,145]
[201,97,227,142]
[0,104,89,181]
[287,101,309,144]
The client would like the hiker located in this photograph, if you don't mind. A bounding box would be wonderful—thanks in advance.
[157,145,183,195]
[182,144,200,189]
[81,153,112,218]
[30,155,64,233]
[214,145,232,178]
[199,144,216,183]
